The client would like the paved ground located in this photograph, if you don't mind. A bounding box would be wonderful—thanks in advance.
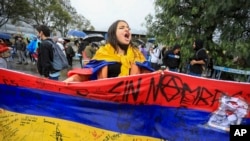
[6,57,82,81]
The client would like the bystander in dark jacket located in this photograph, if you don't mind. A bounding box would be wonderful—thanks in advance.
[65,44,75,67]
[15,37,28,65]
[163,44,181,72]
[189,39,208,77]
[36,25,60,80]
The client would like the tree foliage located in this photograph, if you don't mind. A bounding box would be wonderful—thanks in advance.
[146,0,250,69]
[0,0,31,27]
[70,13,94,31]
[1,0,94,37]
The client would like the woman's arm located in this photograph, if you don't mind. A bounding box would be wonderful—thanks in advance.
[63,74,90,82]
[130,63,151,75]
[130,63,140,75]
[63,68,92,82]
[97,66,108,79]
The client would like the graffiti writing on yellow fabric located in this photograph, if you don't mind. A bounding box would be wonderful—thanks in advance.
[50,124,69,141]
[103,133,121,141]
[0,113,19,139]
[20,116,38,126]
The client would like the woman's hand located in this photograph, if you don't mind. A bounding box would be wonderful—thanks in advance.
[63,76,75,83]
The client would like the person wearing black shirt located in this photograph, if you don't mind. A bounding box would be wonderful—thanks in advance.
[163,44,181,72]
[189,39,208,77]
[36,25,60,80]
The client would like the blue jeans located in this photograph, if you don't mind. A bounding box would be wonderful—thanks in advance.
[188,72,202,77]
[169,68,179,72]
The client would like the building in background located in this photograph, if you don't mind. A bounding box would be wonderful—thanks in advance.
[0,19,36,36]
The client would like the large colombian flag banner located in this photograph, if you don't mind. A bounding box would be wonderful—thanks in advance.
[0,68,249,141]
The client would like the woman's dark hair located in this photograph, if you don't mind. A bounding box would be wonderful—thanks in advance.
[36,25,50,37]
[107,20,131,52]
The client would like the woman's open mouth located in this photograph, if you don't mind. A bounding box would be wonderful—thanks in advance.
[124,33,130,40]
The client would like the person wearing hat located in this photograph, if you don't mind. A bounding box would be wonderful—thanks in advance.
[0,39,11,68]
[162,44,181,72]
[188,39,208,77]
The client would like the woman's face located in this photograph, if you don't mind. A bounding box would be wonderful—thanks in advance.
[116,21,131,45]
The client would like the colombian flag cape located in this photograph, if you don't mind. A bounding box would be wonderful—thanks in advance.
[0,68,250,141]
[84,43,154,80]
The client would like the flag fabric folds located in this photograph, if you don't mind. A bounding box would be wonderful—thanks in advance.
[0,68,249,141]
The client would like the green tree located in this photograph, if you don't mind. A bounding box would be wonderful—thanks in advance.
[71,13,94,31]
[52,4,72,36]
[1,0,94,37]
[146,0,250,69]
[22,0,94,36]
[26,0,63,27]
[0,0,31,28]
[67,6,94,32]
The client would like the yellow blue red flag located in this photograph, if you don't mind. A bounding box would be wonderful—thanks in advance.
[0,68,250,141]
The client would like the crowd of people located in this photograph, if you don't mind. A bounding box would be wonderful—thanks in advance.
[63,20,209,82]
[0,19,210,82]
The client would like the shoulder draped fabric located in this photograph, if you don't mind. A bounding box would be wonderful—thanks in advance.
[83,43,154,80]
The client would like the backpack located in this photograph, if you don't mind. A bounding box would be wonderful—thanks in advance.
[46,40,69,71]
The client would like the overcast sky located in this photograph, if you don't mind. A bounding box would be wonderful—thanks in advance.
[70,0,155,34]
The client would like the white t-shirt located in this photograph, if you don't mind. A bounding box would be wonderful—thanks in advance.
[150,47,160,63]
[56,42,66,56]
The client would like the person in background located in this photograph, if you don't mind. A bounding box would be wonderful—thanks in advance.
[188,39,208,77]
[149,44,161,70]
[36,25,60,80]
[27,37,39,64]
[63,20,154,82]
[65,43,75,67]
[160,46,168,58]
[0,39,11,68]
[74,40,80,66]
[162,44,181,72]
[82,42,99,65]
[15,36,28,65]
[77,39,89,68]
[57,38,66,56]
[2,39,13,62]
[139,43,148,60]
